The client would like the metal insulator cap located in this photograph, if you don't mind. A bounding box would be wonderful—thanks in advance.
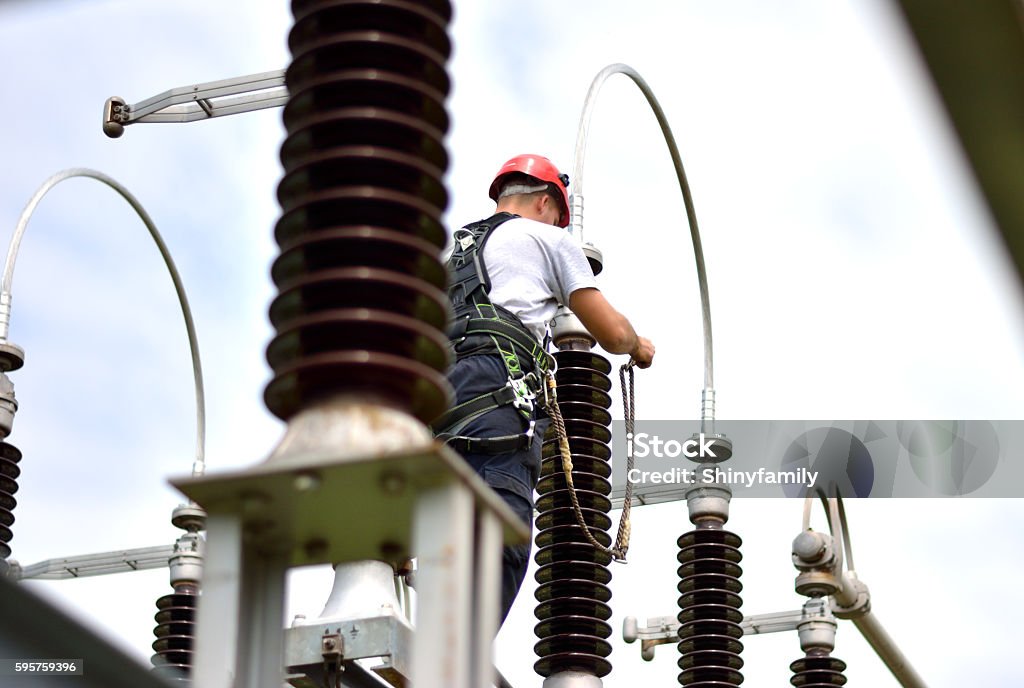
[171,504,207,532]
[550,307,595,349]
[582,243,603,276]
[0,342,24,373]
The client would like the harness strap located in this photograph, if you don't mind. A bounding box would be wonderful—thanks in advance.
[448,316,555,372]
[441,431,532,455]
[448,212,519,309]
[431,384,518,436]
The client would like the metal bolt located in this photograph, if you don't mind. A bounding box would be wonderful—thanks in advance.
[379,471,406,496]
[321,632,343,659]
[293,471,321,492]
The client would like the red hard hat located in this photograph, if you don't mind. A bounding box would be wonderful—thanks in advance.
[488,154,571,227]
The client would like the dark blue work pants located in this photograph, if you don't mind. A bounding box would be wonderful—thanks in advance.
[447,354,549,624]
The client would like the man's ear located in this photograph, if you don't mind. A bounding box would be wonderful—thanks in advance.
[538,193,556,220]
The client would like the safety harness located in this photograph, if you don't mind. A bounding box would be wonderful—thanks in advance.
[433,211,639,562]
[432,212,556,454]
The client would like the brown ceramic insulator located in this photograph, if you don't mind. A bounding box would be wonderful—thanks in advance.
[265,267,451,420]
[789,654,848,687]
[533,349,615,679]
[272,227,447,289]
[277,147,447,218]
[290,0,451,54]
[557,418,613,447]
[280,108,447,175]
[150,585,198,683]
[535,559,612,587]
[267,310,449,373]
[536,471,612,498]
[282,71,448,161]
[553,350,613,377]
[676,529,745,687]
[535,521,614,550]
[275,183,447,249]
[541,450,612,481]
[548,383,613,409]
[269,0,454,423]
[543,434,612,462]
[0,442,21,566]
[288,32,449,94]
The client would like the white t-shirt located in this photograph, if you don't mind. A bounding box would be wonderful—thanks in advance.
[480,216,598,343]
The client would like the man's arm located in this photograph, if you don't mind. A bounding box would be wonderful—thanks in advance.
[569,287,655,368]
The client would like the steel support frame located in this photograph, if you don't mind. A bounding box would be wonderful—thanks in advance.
[178,444,523,688]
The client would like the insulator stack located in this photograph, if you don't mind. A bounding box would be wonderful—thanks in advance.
[0,441,21,574]
[534,350,615,679]
[676,528,744,687]
[265,0,455,424]
[789,652,847,687]
[150,582,198,683]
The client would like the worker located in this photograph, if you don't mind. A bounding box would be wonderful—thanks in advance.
[432,153,655,624]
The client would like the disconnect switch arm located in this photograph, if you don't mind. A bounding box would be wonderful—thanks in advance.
[103,69,287,138]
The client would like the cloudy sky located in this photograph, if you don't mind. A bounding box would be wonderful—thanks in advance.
[1,1,1022,686]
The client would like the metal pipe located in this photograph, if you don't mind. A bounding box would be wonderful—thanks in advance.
[570,63,715,410]
[852,611,928,688]
[1,168,206,477]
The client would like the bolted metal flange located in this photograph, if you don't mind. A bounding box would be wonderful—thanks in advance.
[684,479,732,526]
[550,306,595,350]
[171,503,207,532]
[0,341,24,373]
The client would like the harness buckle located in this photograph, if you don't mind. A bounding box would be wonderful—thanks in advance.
[507,375,536,414]
[454,228,476,250]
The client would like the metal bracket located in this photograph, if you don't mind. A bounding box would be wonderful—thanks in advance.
[321,632,344,688]
[793,493,927,687]
[321,631,343,659]
[288,615,411,688]
[623,609,807,660]
[10,544,175,580]
[102,69,287,138]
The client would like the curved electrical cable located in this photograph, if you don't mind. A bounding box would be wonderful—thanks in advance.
[802,489,846,576]
[827,492,845,575]
[571,63,715,406]
[835,489,855,572]
[0,168,206,477]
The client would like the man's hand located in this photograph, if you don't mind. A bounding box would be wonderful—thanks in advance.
[629,336,655,369]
